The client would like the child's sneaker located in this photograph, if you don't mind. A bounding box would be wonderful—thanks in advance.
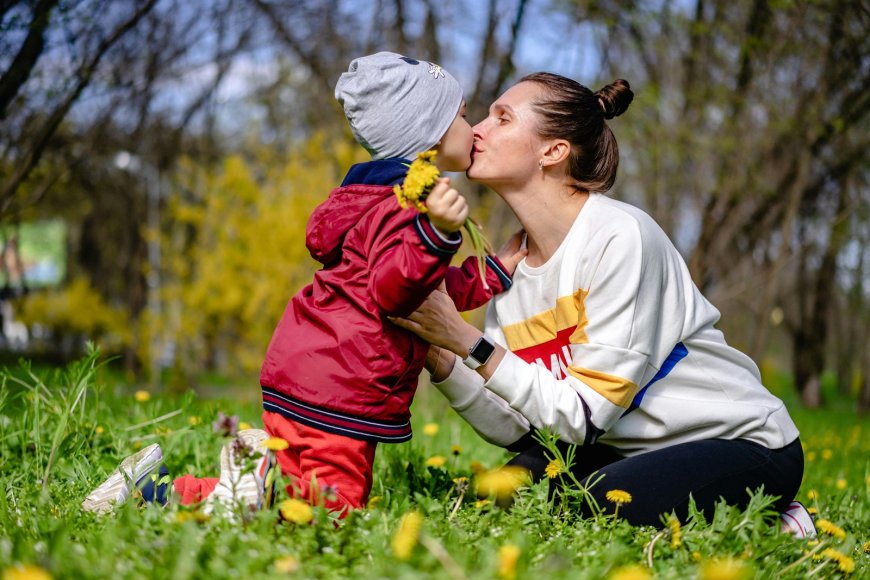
[780,501,817,538]
[204,429,275,517]
[82,443,164,514]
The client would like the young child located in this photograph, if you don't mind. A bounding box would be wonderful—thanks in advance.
[83,52,523,516]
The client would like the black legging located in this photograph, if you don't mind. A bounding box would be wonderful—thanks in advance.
[507,436,804,527]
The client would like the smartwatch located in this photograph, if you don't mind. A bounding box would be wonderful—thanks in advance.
[463,335,496,370]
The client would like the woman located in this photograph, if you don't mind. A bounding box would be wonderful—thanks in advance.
[392,72,812,532]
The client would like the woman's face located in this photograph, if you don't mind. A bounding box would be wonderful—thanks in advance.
[467,82,544,187]
[434,101,474,172]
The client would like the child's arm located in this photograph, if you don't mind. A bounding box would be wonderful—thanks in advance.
[367,180,468,316]
[445,230,527,311]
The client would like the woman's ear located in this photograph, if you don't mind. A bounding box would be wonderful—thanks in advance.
[539,139,571,169]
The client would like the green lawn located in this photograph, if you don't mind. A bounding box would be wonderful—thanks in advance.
[0,352,867,579]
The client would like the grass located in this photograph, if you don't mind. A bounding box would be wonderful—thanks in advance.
[0,350,868,579]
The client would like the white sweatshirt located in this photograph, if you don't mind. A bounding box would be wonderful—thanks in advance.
[434,193,799,456]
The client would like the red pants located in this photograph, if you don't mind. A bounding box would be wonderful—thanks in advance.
[173,411,377,515]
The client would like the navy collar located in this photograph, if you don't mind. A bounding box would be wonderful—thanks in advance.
[340,158,410,187]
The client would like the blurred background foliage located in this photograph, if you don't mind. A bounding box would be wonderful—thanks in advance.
[0,0,868,410]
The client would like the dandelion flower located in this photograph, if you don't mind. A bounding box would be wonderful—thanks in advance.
[821,449,832,460]
[393,151,440,213]
[2,564,53,580]
[863,540,870,553]
[807,506,818,515]
[698,557,750,580]
[273,555,299,573]
[806,489,818,500]
[476,466,529,500]
[451,444,462,456]
[836,478,847,490]
[606,489,633,505]
[470,460,485,474]
[134,390,151,402]
[422,423,439,436]
[692,551,702,562]
[262,437,290,451]
[279,499,313,525]
[187,416,201,426]
[425,456,447,468]
[816,519,846,540]
[95,426,104,434]
[367,496,382,509]
[497,544,521,580]
[821,548,855,574]
[544,459,563,479]
[609,564,652,580]
[392,511,423,560]
[474,499,491,509]
[238,421,252,431]
[668,515,682,548]
[806,451,816,462]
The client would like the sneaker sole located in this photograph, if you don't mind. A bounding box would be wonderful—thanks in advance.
[82,443,163,514]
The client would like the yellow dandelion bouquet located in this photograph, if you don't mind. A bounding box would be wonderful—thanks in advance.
[394,150,492,287]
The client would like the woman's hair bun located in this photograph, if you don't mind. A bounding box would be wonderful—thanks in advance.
[595,79,633,120]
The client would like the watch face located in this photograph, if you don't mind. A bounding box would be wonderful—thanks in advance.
[471,336,496,364]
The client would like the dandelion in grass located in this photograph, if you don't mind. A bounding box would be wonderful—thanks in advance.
[476,466,529,502]
[821,548,855,574]
[422,422,439,436]
[808,506,818,515]
[134,390,151,402]
[667,515,682,549]
[608,564,652,580]
[698,557,750,580]
[279,499,313,525]
[95,425,104,434]
[273,556,299,574]
[606,489,632,519]
[451,444,462,456]
[821,448,833,460]
[544,459,563,479]
[470,460,485,474]
[692,551,702,562]
[497,544,521,580]
[806,451,816,462]
[474,499,491,509]
[836,478,847,490]
[392,511,423,560]
[262,437,290,451]
[863,541,870,553]
[394,150,493,287]
[238,421,252,431]
[425,455,446,468]
[2,564,53,580]
[187,416,201,426]
[816,519,847,540]
[806,489,818,500]
[367,496,382,509]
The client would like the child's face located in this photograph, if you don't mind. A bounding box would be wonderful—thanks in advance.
[434,102,474,172]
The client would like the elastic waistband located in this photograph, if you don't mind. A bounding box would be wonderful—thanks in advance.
[261,386,412,443]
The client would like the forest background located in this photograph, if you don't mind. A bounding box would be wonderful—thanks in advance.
[1,0,868,411]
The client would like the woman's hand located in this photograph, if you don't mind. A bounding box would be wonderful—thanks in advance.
[389,283,481,356]
[424,345,455,382]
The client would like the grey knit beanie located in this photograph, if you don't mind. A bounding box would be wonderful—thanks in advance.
[335,52,463,160]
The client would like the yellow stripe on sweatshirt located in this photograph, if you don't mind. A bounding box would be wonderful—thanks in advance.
[501,289,589,351]
[567,366,639,408]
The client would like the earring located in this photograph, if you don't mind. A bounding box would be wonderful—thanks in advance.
[538,160,544,171]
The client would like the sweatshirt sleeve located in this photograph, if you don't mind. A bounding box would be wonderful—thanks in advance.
[367,210,462,317]
[444,255,512,311]
[430,304,531,447]
[483,223,663,445]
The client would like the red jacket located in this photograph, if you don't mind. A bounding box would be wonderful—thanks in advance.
[260,159,511,443]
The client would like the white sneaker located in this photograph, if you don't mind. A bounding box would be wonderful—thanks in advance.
[204,429,275,518]
[82,443,164,514]
[780,501,817,538]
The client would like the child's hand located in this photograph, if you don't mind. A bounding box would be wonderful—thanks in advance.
[426,177,468,233]
[496,229,528,275]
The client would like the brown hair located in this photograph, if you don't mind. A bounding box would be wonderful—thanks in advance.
[519,73,633,193]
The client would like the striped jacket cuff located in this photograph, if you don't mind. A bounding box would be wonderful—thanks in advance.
[485,255,513,291]
[414,214,462,256]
